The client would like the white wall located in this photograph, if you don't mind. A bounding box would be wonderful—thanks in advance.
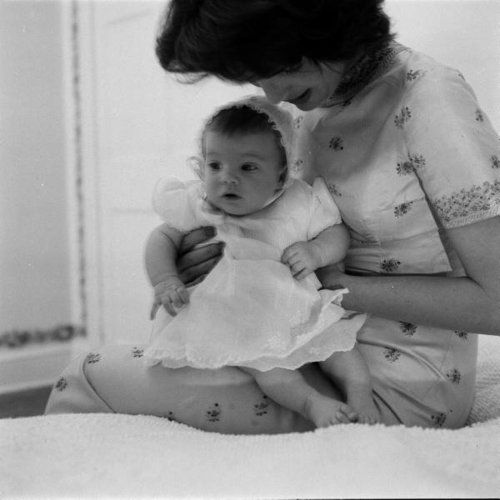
[0,0,72,332]
[0,1,77,391]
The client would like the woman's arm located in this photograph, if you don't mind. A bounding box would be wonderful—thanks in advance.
[318,216,500,335]
[176,227,224,286]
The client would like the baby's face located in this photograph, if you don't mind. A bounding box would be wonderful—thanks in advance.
[203,131,284,216]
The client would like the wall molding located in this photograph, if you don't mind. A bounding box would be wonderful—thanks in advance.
[62,0,89,337]
[69,0,106,346]
[0,324,85,350]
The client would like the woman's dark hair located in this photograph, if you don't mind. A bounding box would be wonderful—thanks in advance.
[203,105,287,167]
[156,0,393,83]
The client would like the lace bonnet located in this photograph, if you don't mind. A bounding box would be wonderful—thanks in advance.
[191,95,295,188]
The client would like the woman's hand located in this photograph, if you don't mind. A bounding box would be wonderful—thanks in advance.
[316,217,500,333]
[316,263,350,291]
[177,226,224,286]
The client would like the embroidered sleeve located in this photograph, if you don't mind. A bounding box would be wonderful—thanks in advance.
[399,68,500,228]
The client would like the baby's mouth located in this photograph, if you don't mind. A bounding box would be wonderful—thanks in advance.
[222,193,241,200]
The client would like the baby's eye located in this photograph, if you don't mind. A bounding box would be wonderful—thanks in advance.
[241,163,258,172]
[207,161,221,170]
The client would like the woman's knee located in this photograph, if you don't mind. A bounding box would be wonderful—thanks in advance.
[45,345,147,415]
[45,350,116,414]
[80,345,163,413]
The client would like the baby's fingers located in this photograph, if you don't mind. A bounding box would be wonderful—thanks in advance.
[177,287,190,304]
[282,251,306,272]
[150,302,161,320]
[294,267,311,280]
[289,260,306,277]
[281,245,299,264]
[163,299,178,317]
[163,287,190,315]
[170,287,189,308]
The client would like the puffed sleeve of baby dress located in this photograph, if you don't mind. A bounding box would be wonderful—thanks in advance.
[152,177,203,232]
[306,177,343,239]
[398,65,500,230]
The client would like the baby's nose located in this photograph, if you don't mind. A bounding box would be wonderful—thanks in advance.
[222,172,238,185]
[223,178,238,186]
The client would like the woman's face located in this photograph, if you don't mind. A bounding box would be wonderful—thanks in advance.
[252,59,346,111]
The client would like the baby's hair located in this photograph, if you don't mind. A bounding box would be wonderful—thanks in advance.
[203,105,288,168]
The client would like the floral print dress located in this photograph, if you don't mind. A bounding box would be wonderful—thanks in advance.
[289,43,500,428]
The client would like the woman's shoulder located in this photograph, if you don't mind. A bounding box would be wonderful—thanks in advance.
[393,46,474,97]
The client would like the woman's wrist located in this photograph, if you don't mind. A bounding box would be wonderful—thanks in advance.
[317,265,357,309]
[337,274,357,309]
[318,264,352,289]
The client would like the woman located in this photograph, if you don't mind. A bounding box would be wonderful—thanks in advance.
[46,0,500,431]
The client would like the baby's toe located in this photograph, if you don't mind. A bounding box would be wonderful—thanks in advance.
[336,405,358,423]
[356,414,369,424]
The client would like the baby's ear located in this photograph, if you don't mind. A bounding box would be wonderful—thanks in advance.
[187,156,204,180]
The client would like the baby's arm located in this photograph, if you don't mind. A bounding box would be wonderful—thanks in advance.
[281,223,349,280]
[145,223,189,318]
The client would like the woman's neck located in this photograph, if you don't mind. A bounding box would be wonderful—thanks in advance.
[322,42,400,107]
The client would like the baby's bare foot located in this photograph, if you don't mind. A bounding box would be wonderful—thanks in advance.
[347,391,380,425]
[305,393,358,428]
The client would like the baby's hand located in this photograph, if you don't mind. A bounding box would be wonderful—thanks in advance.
[281,241,321,280]
[150,277,189,319]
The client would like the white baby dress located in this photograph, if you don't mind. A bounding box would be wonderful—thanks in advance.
[144,176,366,371]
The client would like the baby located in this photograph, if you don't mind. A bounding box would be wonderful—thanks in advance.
[144,96,379,426]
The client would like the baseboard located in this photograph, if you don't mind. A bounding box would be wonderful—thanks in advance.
[0,341,87,395]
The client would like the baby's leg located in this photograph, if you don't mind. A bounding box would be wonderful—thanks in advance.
[242,367,358,428]
[319,346,380,424]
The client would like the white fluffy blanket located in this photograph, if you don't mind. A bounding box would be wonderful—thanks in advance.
[2,336,500,498]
